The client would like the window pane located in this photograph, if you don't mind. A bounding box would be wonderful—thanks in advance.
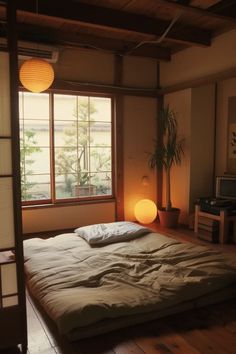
[21,174,51,201]
[55,147,88,174]
[78,97,89,121]
[55,173,94,199]
[91,172,112,196]
[19,92,49,119]
[53,94,112,201]
[55,173,76,199]
[54,121,77,147]
[90,122,111,147]
[90,147,111,172]
[20,120,50,147]
[54,121,90,147]
[54,94,77,120]
[89,97,111,122]
[78,122,90,147]
[20,92,113,203]
[19,120,24,141]
[22,148,50,174]
[19,92,23,119]
[20,91,51,203]
[75,182,96,197]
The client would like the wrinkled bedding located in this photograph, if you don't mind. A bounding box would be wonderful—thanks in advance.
[24,231,236,339]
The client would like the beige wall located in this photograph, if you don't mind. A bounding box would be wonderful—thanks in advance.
[164,85,215,224]
[123,96,157,221]
[21,31,236,231]
[160,29,236,88]
[190,85,215,209]
[161,28,236,224]
[22,202,116,234]
[22,49,158,233]
[164,89,191,224]
[54,48,114,84]
[123,56,157,88]
[216,77,236,176]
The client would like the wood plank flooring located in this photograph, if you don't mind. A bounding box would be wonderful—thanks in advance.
[25,295,236,354]
[3,224,236,354]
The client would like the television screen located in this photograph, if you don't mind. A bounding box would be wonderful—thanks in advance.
[216,176,236,199]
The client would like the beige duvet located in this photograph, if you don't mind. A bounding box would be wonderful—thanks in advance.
[24,232,236,338]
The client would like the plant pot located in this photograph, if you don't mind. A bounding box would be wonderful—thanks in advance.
[74,184,97,197]
[158,208,180,228]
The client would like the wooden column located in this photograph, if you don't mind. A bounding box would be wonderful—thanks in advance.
[114,55,124,220]
[0,1,27,352]
[156,62,163,209]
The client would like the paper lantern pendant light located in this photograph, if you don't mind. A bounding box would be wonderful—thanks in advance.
[19,58,55,93]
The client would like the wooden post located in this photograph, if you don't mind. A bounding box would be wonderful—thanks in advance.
[194,205,200,234]
[114,55,124,221]
[219,210,228,244]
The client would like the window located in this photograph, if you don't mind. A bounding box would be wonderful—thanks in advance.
[19,92,51,202]
[19,92,113,205]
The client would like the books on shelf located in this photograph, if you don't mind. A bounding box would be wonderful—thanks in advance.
[198,216,218,227]
[197,216,219,243]
[198,223,218,232]
[198,228,219,243]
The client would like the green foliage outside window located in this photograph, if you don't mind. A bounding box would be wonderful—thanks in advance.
[55,99,112,197]
[20,93,112,202]
[55,100,96,195]
[20,130,41,200]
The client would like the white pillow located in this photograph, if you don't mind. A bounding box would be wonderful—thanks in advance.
[74,221,150,245]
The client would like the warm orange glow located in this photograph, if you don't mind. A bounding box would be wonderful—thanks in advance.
[134,199,157,224]
[19,58,54,93]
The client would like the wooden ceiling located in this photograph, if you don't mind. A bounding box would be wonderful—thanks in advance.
[1,0,236,61]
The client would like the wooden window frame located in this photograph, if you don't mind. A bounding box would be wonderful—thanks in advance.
[20,88,115,207]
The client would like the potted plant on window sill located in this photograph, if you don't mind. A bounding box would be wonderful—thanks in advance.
[148,105,185,228]
[74,171,96,197]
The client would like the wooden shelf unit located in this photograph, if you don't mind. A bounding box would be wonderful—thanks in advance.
[194,205,236,244]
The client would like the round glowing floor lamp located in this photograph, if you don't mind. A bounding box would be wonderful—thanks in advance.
[19,58,55,93]
[134,199,157,224]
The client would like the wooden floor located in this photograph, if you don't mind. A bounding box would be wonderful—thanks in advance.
[5,225,236,354]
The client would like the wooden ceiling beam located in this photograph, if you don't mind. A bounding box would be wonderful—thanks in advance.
[14,0,211,47]
[10,22,171,61]
[52,79,162,98]
[158,0,236,24]
[209,0,236,17]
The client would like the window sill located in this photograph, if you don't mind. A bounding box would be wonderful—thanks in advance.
[22,197,116,210]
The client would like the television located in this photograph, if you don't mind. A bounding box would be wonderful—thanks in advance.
[216,175,236,200]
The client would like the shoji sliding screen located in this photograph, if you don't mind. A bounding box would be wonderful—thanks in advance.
[0,53,18,307]
[0,1,27,352]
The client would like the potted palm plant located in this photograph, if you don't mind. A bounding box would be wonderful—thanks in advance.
[148,105,185,228]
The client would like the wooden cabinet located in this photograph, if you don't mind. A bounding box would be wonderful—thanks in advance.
[0,1,27,352]
[194,205,236,244]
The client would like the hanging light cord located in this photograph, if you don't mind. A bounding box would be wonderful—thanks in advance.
[57,9,184,57]
[125,10,184,55]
